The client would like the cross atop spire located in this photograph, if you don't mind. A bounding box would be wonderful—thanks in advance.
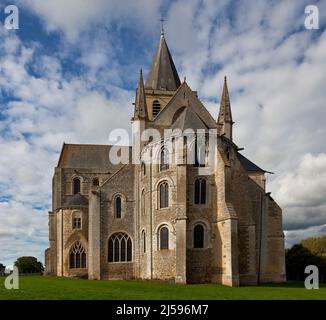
[160,16,166,36]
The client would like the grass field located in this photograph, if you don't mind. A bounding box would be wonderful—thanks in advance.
[0,276,325,300]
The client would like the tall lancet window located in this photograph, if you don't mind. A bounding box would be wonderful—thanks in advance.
[159,226,169,250]
[159,181,169,209]
[73,178,81,195]
[160,148,169,171]
[142,230,146,253]
[141,162,146,176]
[115,196,122,218]
[152,100,161,117]
[194,178,207,204]
[194,138,207,167]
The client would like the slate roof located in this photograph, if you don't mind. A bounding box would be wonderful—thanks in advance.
[171,107,208,131]
[237,153,266,173]
[63,193,88,208]
[57,144,131,169]
[145,34,181,91]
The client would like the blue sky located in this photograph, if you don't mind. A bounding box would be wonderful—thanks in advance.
[0,0,326,267]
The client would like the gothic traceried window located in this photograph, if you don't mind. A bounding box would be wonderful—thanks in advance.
[194,224,204,248]
[108,233,132,262]
[159,226,169,250]
[159,181,169,209]
[194,178,207,204]
[69,242,86,269]
[115,196,122,218]
[73,177,81,195]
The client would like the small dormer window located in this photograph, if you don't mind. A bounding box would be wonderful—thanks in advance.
[152,100,161,118]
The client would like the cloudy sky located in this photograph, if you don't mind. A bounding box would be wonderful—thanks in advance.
[0,0,325,267]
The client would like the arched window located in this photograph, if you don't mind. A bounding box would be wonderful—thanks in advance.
[194,178,207,204]
[152,100,161,118]
[142,230,146,253]
[159,181,169,209]
[160,148,169,171]
[194,224,204,248]
[108,233,132,262]
[69,242,86,268]
[159,226,169,250]
[115,196,122,218]
[92,177,99,186]
[194,138,207,167]
[141,190,145,216]
[73,178,81,195]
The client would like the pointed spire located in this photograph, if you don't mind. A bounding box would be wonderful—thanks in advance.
[134,68,148,120]
[145,34,181,91]
[218,76,233,140]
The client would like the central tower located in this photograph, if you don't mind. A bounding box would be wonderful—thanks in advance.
[144,33,181,120]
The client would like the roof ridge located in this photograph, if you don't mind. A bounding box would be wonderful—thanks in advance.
[63,143,131,148]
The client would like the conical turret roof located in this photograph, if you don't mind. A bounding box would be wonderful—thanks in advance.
[134,68,148,120]
[218,76,233,124]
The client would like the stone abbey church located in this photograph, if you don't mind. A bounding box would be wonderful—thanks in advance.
[45,32,286,286]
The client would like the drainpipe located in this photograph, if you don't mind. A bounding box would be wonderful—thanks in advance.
[150,150,153,279]
[257,193,264,285]
[61,209,64,277]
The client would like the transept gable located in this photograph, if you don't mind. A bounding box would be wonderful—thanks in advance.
[152,81,218,129]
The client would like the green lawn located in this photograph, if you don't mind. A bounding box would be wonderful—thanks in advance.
[0,276,325,300]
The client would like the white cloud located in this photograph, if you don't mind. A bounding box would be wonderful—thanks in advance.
[20,0,164,41]
[274,153,326,208]
[0,27,133,266]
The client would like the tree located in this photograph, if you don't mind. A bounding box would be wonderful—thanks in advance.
[14,257,44,274]
[0,263,5,276]
[301,235,326,257]
[286,244,326,283]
